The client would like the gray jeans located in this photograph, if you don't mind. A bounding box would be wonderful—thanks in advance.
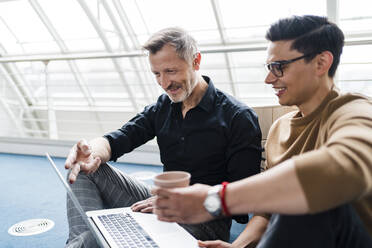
[66,163,231,248]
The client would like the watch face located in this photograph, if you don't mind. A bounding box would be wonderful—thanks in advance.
[205,195,220,212]
[204,185,222,217]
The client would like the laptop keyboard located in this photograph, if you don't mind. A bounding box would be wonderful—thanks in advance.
[99,213,159,248]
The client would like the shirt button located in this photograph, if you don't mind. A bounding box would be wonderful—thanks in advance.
[180,136,185,141]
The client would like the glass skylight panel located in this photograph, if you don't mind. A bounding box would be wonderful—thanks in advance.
[202,71,233,95]
[15,61,47,97]
[89,83,129,99]
[219,0,326,43]
[338,44,372,96]
[52,91,86,98]
[135,0,219,45]
[83,74,129,96]
[76,58,116,73]
[202,68,230,83]
[47,60,72,71]
[115,56,156,100]
[230,50,267,65]
[41,80,85,103]
[234,67,266,83]
[236,82,273,98]
[230,52,267,82]
[14,61,79,101]
[201,53,227,69]
[201,53,232,94]
[0,103,16,136]
[91,92,130,99]
[0,0,58,54]
[341,45,372,64]
[189,29,222,46]
[56,111,103,137]
[38,0,105,52]
[85,0,133,51]
[117,56,145,73]
[91,99,132,108]
[117,0,150,44]
[0,73,18,103]
[339,0,372,34]
[44,97,89,107]
[75,58,132,104]
[0,17,24,54]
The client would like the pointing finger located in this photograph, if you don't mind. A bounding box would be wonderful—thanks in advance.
[68,162,81,184]
[65,144,78,169]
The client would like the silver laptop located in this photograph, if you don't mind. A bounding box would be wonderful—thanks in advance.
[46,153,198,248]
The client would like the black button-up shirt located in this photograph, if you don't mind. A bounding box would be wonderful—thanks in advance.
[105,76,262,186]
[105,76,262,223]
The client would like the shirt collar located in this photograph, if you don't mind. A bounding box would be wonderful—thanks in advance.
[197,75,216,112]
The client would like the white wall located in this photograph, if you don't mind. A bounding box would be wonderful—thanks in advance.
[0,136,162,166]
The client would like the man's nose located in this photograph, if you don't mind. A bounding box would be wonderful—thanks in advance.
[264,70,277,85]
[159,74,171,89]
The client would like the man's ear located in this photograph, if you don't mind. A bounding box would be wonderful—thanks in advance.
[316,51,333,76]
[193,52,201,70]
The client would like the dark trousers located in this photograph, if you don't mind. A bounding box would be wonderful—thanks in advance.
[257,204,372,248]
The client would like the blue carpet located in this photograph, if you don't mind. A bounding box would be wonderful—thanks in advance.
[0,153,245,247]
[0,153,162,248]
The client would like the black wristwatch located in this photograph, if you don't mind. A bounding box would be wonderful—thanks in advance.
[203,185,223,217]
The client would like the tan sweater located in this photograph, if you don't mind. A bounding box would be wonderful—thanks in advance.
[265,89,372,237]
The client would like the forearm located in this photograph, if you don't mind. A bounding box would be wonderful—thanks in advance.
[226,159,309,215]
[89,137,111,164]
[231,215,269,248]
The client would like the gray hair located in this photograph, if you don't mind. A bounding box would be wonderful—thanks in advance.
[142,27,198,64]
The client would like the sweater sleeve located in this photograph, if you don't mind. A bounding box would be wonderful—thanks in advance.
[293,103,372,213]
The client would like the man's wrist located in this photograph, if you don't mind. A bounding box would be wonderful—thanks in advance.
[220,181,231,216]
[203,185,223,217]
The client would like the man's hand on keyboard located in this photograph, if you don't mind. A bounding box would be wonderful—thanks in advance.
[131,196,156,213]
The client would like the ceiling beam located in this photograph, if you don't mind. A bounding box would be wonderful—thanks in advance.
[77,0,138,111]
[210,0,236,95]
[111,0,158,99]
[100,0,153,102]
[1,38,372,63]
[29,0,106,136]
[327,0,339,23]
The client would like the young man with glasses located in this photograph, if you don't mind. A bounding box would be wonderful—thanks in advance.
[152,15,372,248]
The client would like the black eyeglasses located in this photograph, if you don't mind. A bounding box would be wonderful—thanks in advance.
[265,53,315,78]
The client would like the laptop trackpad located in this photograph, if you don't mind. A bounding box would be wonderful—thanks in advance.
[132,212,198,247]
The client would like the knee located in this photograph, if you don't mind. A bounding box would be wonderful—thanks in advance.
[66,230,100,248]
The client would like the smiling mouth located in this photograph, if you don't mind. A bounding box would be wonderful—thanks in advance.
[167,85,181,94]
[273,87,286,96]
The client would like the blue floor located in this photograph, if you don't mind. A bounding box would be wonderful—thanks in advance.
[0,153,162,248]
[0,153,245,247]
